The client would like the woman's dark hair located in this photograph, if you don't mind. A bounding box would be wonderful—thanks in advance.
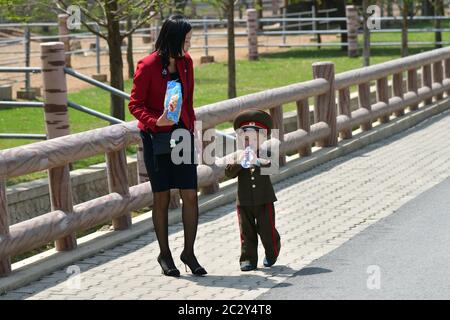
[154,14,192,74]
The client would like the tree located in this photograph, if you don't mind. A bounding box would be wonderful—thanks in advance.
[433,0,444,49]
[55,0,167,121]
[194,0,237,99]
[334,0,348,52]
[358,0,382,66]
[0,0,57,23]
[255,0,263,30]
[225,0,237,99]
[362,0,370,66]
[173,0,188,13]
[393,0,421,57]
[126,15,134,79]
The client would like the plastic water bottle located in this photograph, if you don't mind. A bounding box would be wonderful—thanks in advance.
[241,146,254,168]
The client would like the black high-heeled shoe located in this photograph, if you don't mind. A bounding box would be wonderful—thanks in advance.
[157,254,180,277]
[180,252,207,276]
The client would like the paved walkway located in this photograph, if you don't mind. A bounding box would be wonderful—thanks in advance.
[1,110,450,300]
[259,176,450,300]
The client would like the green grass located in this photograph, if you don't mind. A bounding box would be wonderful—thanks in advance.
[0,43,438,186]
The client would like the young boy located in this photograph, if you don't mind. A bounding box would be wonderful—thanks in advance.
[225,109,281,271]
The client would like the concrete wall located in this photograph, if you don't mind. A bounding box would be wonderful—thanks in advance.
[7,157,138,225]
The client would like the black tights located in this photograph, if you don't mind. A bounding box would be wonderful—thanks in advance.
[152,189,199,261]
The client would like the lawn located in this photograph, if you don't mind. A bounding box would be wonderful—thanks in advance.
[0,42,438,186]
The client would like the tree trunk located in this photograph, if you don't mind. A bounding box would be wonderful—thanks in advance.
[337,0,347,51]
[362,0,370,66]
[401,4,408,57]
[127,16,134,79]
[256,0,263,30]
[435,0,443,48]
[422,0,434,15]
[314,0,321,50]
[227,0,237,99]
[107,1,125,120]
[238,0,243,19]
[387,1,393,27]
[159,1,165,20]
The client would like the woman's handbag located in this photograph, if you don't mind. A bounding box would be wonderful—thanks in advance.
[149,131,175,156]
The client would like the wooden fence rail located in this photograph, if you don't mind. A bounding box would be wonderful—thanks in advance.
[1,42,450,276]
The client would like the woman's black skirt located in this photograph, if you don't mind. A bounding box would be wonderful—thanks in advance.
[140,121,198,192]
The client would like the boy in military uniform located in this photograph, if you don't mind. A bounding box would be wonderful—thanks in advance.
[225,109,281,271]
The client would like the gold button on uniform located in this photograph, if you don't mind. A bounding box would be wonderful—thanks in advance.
[251,177,255,180]
[252,184,256,188]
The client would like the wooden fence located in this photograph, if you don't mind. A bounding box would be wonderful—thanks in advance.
[1,42,450,277]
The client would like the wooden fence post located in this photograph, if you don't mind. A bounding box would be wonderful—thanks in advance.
[407,68,419,111]
[0,171,11,276]
[358,82,372,131]
[296,99,312,156]
[338,87,352,139]
[346,5,359,57]
[106,149,132,230]
[376,77,390,123]
[393,72,404,117]
[58,14,71,68]
[41,42,76,251]
[270,105,286,166]
[422,64,432,105]
[312,62,338,147]
[247,9,259,61]
[444,58,450,95]
[433,60,443,100]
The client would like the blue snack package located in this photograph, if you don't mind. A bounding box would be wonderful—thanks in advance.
[164,80,183,123]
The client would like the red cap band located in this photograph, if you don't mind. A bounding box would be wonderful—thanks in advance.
[239,121,269,130]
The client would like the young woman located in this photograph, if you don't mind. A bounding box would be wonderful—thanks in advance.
[128,15,206,277]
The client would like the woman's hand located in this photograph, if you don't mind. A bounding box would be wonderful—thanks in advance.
[156,108,175,126]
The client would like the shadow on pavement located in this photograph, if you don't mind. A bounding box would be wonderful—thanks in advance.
[294,267,332,277]
[180,273,292,290]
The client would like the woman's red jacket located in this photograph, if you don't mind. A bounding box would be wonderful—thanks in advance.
[128,51,196,133]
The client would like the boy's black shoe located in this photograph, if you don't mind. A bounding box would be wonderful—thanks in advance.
[263,256,277,267]
[240,261,257,271]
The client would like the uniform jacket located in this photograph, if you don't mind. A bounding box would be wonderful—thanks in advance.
[128,51,196,133]
[225,161,277,206]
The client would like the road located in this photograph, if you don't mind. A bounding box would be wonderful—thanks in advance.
[259,176,450,299]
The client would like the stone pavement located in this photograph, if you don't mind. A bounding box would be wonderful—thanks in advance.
[1,110,450,300]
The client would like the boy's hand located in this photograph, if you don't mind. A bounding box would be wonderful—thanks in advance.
[236,149,245,165]
[256,158,271,167]
[238,147,259,168]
